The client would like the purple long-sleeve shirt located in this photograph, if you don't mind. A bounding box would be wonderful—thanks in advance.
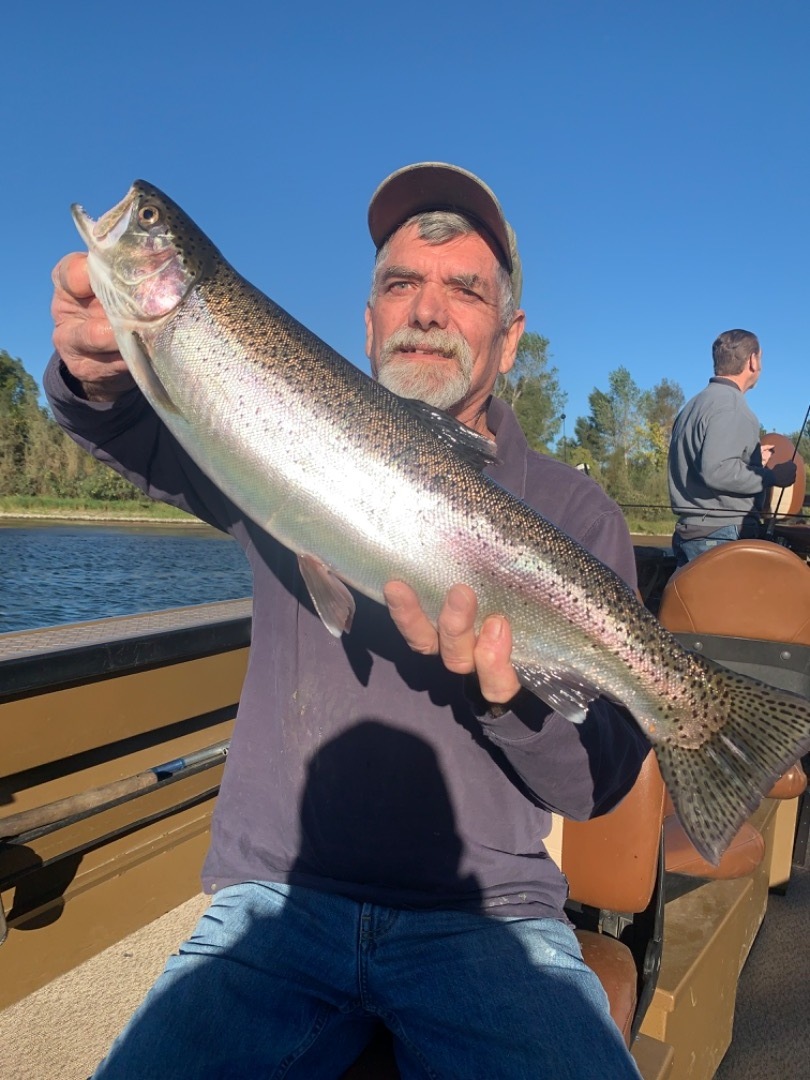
[45,356,649,920]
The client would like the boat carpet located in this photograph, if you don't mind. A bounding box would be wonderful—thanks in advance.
[714,865,809,1079]
[0,893,209,1079]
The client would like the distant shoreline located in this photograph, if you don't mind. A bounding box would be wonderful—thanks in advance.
[0,510,210,528]
[0,508,668,544]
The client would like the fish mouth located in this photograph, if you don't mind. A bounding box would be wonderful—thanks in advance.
[71,184,184,297]
[71,186,139,251]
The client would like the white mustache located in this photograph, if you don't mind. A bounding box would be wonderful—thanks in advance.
[378,328,470,362]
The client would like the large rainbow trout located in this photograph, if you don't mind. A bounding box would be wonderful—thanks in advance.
[72,181,810,865]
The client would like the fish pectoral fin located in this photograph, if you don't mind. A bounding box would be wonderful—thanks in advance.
[126,332,181,416]
[297,554,356,637]
[514,664,609,724]
[400,398,499,471]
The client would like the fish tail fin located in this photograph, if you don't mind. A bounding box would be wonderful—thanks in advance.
[654,665,810,865]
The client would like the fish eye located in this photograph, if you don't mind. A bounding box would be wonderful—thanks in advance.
[138,203,162,228]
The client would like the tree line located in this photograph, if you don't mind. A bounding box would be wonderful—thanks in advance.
[496,333,809,522]
[0,350,144,502]
[2,343,807,520]
[494,333,687,521]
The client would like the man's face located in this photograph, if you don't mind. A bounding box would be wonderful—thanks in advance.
[365,223,524,435]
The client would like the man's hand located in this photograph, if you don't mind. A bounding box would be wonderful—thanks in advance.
[769,460,797,487]
[384,581,521,705]
[51,253,135,402]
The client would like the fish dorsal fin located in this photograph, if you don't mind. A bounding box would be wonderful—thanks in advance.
[514,663,615,724]
[399,397,499,472]
[126,332,181,416]
[297,553,356,637]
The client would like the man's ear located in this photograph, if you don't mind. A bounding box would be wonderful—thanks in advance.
[499,310,526,376]
[364,304,375,368]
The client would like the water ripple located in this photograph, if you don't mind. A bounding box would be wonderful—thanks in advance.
[0,523,253,634]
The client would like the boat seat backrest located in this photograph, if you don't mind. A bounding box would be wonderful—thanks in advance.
[658,539,810,645]
[657,539,809,881]
[562,749,665,912]
[561,750,666,1045]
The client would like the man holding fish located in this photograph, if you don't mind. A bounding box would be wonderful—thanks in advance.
[43,163,691,1077]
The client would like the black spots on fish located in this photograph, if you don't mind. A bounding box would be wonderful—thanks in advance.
[423,472,452,494]
[654,665,810,864]
[176,238,202,272]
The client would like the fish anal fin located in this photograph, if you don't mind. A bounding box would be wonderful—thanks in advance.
[298,553,356,637]
[514,663,608,725]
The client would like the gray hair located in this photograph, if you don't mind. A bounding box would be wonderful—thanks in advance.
[369,211,516,330]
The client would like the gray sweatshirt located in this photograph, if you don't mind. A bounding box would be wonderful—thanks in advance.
[668,377,775,534]
[45,356,650,922]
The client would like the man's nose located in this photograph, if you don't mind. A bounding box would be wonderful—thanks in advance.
[409,282,449,330]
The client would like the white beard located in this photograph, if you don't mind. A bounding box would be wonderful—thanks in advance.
[375,328,474,411]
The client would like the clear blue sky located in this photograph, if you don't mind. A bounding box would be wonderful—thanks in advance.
[3,1,809,441]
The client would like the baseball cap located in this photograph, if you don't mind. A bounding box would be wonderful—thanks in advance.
[367,162,523,306]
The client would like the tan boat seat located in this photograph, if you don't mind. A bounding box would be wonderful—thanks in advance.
[658,539,810,878]
[659,538,810,645]
[768,761,807,800]
[661,788,765,879]
[563,749,666,1045]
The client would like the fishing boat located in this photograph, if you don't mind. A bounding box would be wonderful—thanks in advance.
[1,491,808,1078]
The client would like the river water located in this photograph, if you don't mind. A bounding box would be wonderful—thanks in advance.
[0,521,253,635]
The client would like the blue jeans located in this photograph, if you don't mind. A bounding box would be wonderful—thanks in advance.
[93,882,641,1079]
[672,523,743,567]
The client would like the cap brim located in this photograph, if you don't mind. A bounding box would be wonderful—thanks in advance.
[368,162,513,273]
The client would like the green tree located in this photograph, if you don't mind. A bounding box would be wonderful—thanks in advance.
[638,378,684,471]
[572,367,684,519]
[0,350,44,494]
[575,367,643,487]
[494,331,566,453]
[573,403,608,467]
[0,348,151,502]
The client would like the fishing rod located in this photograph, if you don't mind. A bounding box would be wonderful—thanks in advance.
[0,738,230,840]
[764,403,810,538]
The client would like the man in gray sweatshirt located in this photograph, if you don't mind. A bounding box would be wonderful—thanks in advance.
[668,328,796,566]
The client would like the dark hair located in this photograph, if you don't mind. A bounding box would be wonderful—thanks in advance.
[712,329,760,376]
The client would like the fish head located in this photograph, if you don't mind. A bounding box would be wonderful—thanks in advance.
[71,180,211,326]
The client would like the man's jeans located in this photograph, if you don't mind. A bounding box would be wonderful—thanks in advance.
[93,881,641,1079]
[672,523,743,567]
